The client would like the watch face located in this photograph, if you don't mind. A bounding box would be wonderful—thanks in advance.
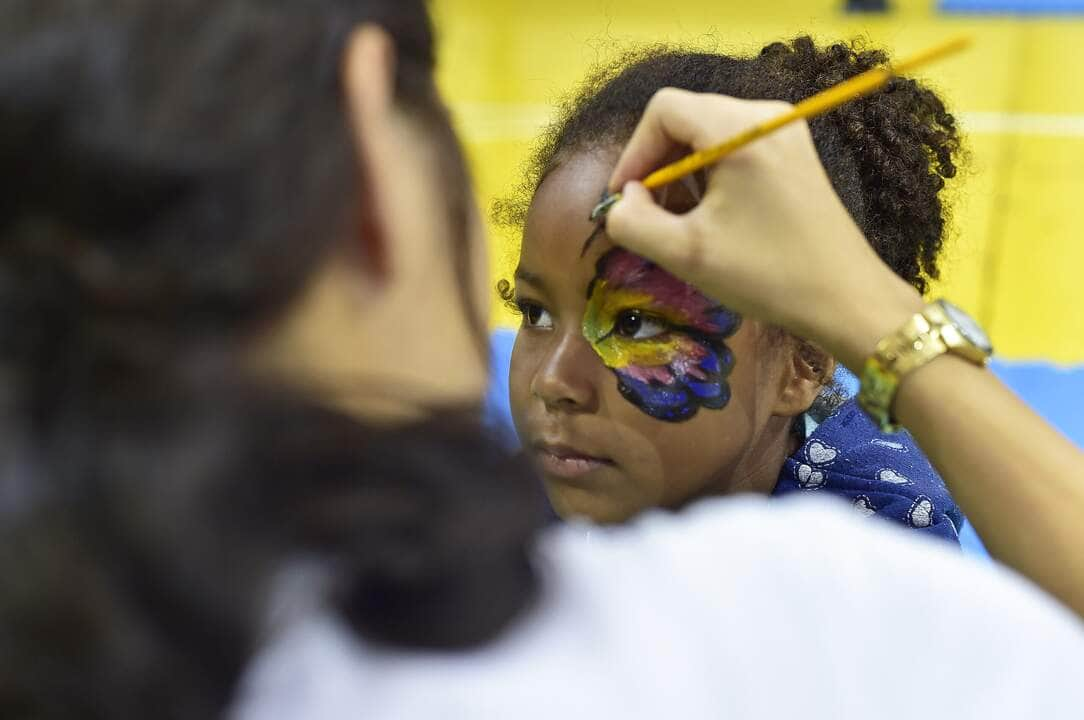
[940,300,993,353]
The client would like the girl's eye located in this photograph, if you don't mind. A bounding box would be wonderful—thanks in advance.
[517,301,554,329]
[614,310,667,340]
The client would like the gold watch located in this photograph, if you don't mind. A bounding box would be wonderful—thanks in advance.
[857,299,993,433]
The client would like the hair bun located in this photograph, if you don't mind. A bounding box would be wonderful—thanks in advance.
[251,403,547,650]
[745,37,959,293]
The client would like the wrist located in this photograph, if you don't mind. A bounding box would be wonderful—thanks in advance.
[855,296,994,433]
[820,273,925,374]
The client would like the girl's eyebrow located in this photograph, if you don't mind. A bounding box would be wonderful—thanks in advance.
[514,266,547,292]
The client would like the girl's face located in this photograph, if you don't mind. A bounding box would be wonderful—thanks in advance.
[509,150,806,523]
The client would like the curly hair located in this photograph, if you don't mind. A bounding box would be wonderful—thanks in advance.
[494,36,961,295]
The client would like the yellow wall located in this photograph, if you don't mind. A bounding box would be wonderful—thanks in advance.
[432,0,1084,362]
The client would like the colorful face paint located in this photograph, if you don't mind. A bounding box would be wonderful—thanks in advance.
[582,248,741,422]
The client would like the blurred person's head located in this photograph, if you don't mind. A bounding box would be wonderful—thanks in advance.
[3,0,490,419]
[0,1,544,716]
[500,39,960,523]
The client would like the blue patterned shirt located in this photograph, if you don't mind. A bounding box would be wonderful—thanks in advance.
[773,399,963,543]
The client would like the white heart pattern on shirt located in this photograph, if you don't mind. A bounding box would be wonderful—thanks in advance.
[806,441,838,465]
[853,495,876,517]
[870,439,906,452]
[877,469,911,485]
[797,463,826,489]
[907,495,934,528]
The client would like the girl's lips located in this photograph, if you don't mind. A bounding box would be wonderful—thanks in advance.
[532,443,614,480]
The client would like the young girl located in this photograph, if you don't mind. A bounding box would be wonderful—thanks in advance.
[502,38,965,538]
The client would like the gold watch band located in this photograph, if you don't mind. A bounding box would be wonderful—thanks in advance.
[858,312,948,433]
[857,299,990,433]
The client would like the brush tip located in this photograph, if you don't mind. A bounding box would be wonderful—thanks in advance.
[589,192,622,223]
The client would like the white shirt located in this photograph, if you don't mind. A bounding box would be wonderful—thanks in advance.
[232,495,1084,719]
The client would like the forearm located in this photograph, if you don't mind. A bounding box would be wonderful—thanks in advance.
[824,276,1084,617]
[893,355,1084,616]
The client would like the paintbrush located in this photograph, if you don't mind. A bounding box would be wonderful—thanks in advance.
[588,35,972,225]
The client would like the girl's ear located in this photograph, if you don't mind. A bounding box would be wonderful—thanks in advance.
[772,336,835,418]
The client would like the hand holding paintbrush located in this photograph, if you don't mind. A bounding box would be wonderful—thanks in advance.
[595,36,970,371]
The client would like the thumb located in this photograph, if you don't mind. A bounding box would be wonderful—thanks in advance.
[605,181,691,269]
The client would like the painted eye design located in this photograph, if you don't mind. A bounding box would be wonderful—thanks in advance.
[582,248,742,423]
[518,301,554,329]
[613,310,667,340]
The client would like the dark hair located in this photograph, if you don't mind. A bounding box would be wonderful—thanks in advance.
[496,37,961,295]
[0,1,544,717]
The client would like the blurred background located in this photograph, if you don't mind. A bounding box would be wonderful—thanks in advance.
[431,0,1084,364]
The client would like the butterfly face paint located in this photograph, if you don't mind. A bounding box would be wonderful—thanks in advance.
[582,248,742,422]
